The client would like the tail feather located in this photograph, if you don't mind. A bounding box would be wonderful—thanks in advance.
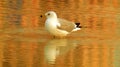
[72,28,81,32]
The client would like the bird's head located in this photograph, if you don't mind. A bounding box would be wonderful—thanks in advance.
[45,11,57,19]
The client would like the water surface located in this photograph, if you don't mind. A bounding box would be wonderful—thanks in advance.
[0,0,120,67]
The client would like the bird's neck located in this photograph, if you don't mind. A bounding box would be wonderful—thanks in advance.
[48,17,58,21]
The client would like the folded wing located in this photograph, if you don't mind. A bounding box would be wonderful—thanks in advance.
[57,18,76,32]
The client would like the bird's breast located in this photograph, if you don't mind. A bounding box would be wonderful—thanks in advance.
[45,19,58,32]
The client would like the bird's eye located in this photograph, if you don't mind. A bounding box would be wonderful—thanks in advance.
[48,13,50,15]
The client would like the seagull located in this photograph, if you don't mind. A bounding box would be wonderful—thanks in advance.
[45,11,81,38]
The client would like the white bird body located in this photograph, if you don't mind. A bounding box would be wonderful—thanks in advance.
[45,11,81,38]
[45,18,69,37]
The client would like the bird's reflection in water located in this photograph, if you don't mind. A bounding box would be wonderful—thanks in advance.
[44,39,78,64]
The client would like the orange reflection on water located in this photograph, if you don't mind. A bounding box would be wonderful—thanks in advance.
[0,0,120,67]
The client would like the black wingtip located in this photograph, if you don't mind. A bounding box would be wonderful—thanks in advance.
[75,22,82,28]
[75,23,80,27]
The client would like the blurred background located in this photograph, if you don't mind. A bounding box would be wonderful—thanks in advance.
[0,0,120,67]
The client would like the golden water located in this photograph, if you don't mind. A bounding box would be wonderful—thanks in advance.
[0,0,120,67]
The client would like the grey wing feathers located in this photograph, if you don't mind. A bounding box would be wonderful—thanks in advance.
[57,18,75,32]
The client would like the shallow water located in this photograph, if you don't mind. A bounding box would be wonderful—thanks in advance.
[0,0,120,67]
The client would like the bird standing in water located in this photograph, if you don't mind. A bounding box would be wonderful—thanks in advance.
[45,11,81,38]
